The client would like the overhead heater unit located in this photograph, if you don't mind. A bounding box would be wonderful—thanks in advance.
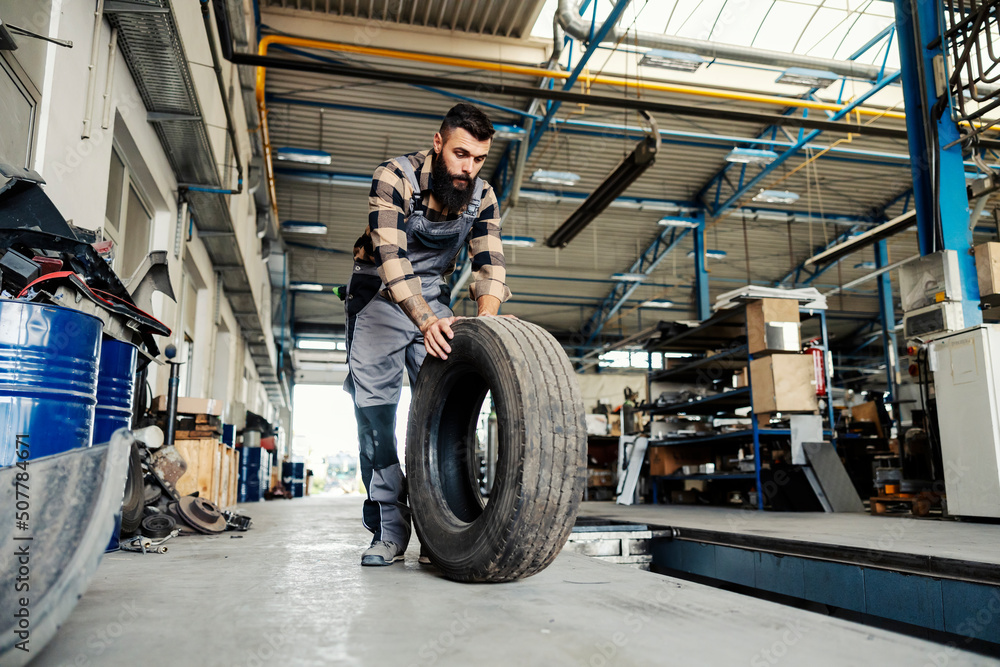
[546,111,661,248]
[639,49,706,73]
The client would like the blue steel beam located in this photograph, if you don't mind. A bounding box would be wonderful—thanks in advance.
[874,240,898,401]
[893,0,982,327]
[711,71,902,217]
[847,24,896,61]
[267,94,1000,172]
[580,214,699,349]
[693,216,710,320]
[273,166,893,226]
[696,27,899,209]
[525,0,633,157]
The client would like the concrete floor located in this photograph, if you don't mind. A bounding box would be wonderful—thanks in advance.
[37,496,998,666]
[578,502,1000,566]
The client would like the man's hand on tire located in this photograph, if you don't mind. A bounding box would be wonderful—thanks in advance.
[421,316,457,359]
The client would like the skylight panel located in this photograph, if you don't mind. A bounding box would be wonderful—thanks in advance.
[706,1,774,46]
[752,1,817,53]
[832,15,895,59]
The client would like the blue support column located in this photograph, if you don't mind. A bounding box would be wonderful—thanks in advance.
[694,215,710,321]
[893,0,982,327]
[875,240,898,402]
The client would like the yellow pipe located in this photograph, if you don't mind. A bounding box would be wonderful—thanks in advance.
[254,34,911,221]
[255,35,907,119]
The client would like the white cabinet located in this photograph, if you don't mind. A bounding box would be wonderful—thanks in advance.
[932,325,1000,518]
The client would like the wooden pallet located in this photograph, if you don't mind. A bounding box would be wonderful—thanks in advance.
[174,439,239,509]
[870,491,940,516]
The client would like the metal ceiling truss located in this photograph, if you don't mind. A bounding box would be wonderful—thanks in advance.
[523,0,633,159]
[775,224,871,287]
[696,27,901,217]
[108,0,284,406]
[707,70,903,219]
[579,212,701,353]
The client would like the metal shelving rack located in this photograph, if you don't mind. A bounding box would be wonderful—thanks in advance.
[643,303,834,509]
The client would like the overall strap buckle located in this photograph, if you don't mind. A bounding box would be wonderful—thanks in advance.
[464,178,485,218]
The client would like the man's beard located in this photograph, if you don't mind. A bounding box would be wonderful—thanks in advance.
[431,152,475,212]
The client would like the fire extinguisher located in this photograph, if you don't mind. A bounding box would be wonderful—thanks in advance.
[807,340,827,397]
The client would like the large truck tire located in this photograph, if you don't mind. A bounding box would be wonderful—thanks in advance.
[405,317,587,582]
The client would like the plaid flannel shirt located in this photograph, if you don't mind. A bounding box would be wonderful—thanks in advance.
[353,149,511,305]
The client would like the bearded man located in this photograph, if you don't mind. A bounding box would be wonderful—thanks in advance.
[344,103,511,566]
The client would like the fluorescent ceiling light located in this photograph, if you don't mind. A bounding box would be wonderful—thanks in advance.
[658,216,700,228]
[854,261,877,270]
[501,235,537,247]
[726,148,780,164]
[687,249,728,259]
[281,220,328,235]
[776,68,839,88]
[752,190,800,204]
[641,299,674,309]
[612,273,648,282]
[289,282,325,292]
[639,49,705,73]
[494,124,525,141]
[275,147,333,165]
[530,169,581,187]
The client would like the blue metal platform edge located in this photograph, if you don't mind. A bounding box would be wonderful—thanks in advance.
[647,525,1000,646]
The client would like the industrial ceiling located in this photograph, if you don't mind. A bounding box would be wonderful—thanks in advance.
[254,0,1000,366]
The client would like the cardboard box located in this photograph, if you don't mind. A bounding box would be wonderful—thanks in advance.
[586,414,610,436]
[733,368,748,388]
[648,446,705,476]
[851,401,884,438]
[153,395,224,416]
[587,469,615,487]
[608,414,621,437]
[975,242,1000,299]
[750,354,818,414]
[746,298,801,355]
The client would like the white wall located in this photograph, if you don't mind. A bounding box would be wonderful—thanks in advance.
[8,1,280,427]
[576,371,647,413]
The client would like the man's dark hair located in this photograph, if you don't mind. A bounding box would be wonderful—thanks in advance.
[439,103,494,142]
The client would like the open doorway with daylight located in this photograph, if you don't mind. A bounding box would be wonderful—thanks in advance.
[291,383,411,496]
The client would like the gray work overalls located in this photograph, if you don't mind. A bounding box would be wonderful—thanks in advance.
[345,156,483,548]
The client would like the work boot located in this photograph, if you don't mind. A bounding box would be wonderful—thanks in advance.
[418,543,432,565]
[361,540,404,566]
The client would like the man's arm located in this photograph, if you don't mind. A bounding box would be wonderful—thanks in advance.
[369,160,458,359]
[400,295,456,359]
[467,185,512,310]
[476,294,501,317]
[368,160,442,323]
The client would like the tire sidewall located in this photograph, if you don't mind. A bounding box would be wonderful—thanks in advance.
[406,321,528,573]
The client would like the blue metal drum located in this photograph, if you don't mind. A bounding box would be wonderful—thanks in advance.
[93,339,138,445]
[0,299,103,466]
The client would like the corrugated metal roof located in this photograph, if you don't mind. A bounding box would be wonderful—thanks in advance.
[260,0,547,38]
